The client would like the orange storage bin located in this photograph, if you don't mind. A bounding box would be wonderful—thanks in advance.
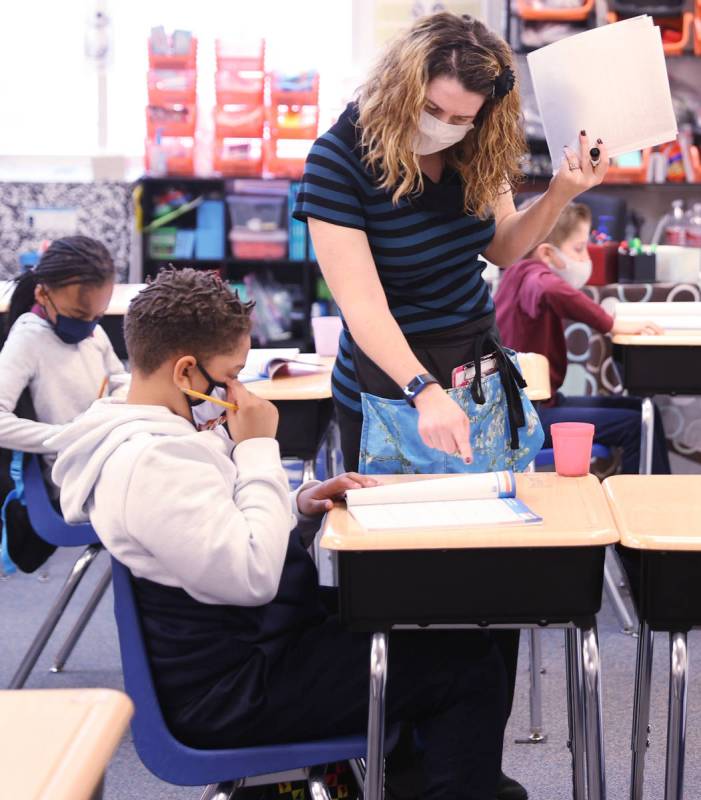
[216,71,264,106]
[694,0,701,56]
[145,137,195,176]
[213,138,263,177]
[216,39,265,72]
[268,106,319,141]
[269,71,319,108]
[147,103,197,138]
[691,145,701,182]
[148,69,197,105]
[214,106,265,139]
[149,37,197,69]
[516,0,594,21]
[263,138,312,179]
[607,12,692,54]
[603,149,650,184]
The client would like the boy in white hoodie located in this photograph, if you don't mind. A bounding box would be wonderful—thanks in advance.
[49,268,506,800]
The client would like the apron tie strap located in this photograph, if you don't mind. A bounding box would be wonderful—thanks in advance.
[469,334,527,450]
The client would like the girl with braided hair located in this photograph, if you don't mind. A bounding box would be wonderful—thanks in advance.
[0,235,128,486]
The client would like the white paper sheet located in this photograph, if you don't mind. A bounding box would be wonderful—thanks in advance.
[527,15,677,172]
[348,498,541,531]
[345,471,514,507]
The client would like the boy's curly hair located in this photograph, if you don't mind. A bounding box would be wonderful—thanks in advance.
[125,268,254,374]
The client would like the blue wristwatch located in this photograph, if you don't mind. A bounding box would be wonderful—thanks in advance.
[402,373,439,406]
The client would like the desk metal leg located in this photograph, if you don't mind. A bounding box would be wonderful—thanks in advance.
[582,625,607,800]
[603,558,636,635]
[515,629,547,743]
[365,633,388,800]
[664,632,688,800]
[302,459,316,484]
[639,398,654,476]
[630,621,654,800]
[566,628,587,800]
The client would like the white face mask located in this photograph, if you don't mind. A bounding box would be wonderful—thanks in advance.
[412,110,473,156]
[550,247,592,290]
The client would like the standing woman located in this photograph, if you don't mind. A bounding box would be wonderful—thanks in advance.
[294,10,607,799]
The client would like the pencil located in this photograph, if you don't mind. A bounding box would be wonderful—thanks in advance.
[98,376,109,399]
[183,388,238,411]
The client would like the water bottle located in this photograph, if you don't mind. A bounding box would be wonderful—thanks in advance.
[664,199,686,246]
[683,203,701,248]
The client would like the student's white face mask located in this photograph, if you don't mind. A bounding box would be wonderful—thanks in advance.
[550,247,592,290]
[412,111,473,156]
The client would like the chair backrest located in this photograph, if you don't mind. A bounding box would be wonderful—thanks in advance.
[110,557,203,784]
[517,352,551,403]
[23,455,98,547]
[110,557,368,786]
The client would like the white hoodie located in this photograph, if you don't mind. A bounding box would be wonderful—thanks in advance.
[48,398,311,606]
[0,312,129,458]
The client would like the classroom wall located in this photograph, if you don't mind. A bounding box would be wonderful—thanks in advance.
[0,182,133,281]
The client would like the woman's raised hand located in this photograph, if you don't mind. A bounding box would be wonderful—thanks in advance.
[551,130,610,201]
[414,384,473,463]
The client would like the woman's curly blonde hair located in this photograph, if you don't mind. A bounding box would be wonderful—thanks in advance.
[358,12,525,219]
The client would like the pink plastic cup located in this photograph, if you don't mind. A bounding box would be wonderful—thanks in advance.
[550,422,595,477]
[311,316,343,357]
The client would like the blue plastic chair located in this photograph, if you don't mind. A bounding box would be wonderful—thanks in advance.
[534,443,612,468]
[8,455,111,688]
[111,557,392,797]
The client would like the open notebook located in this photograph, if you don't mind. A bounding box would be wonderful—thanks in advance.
[239,348,330,381]
[345,471,542,531]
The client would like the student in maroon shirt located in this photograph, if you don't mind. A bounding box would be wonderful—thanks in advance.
[495,200,671,474]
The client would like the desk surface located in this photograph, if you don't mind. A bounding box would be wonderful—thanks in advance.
[0,688,133,800]
[321,472,617,551]
[604,475,701,551]
[0,281,145,316]
[612,332,701,346]
[245,356,334,401]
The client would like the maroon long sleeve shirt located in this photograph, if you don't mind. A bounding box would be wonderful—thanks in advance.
[494,259,613,404]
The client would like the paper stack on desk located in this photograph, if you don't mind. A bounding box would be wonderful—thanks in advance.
[527,15,677,173]
[345,471,542,531]
[615,302,701,331]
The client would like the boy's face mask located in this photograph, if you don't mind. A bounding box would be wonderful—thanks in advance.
[45,294,99,345]
[412,111,473,156]
[182,363,228,407]
[550,247,592,290]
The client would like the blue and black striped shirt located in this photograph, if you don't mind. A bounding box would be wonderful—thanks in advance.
[293,103,496,416]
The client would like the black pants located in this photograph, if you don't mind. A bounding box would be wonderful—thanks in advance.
[336,313,521,721]
[202,615,506,799]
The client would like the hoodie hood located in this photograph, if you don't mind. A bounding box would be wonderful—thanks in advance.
[496,258,552,299]
[48,398,196,523]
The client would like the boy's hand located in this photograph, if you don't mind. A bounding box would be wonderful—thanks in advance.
[611,319,664,336]
[226,381,279,443]
[297,472,379,517]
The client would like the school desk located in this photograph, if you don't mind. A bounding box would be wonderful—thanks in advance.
[0,687,133,800]
[321,471,617,800]
[612,332,701,474]
[604,475,701,800]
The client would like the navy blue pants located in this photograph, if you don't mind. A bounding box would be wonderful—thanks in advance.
[538,394,671,474]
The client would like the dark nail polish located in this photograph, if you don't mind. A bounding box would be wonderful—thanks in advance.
[596,138,603,144]
[580,129,586,136]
